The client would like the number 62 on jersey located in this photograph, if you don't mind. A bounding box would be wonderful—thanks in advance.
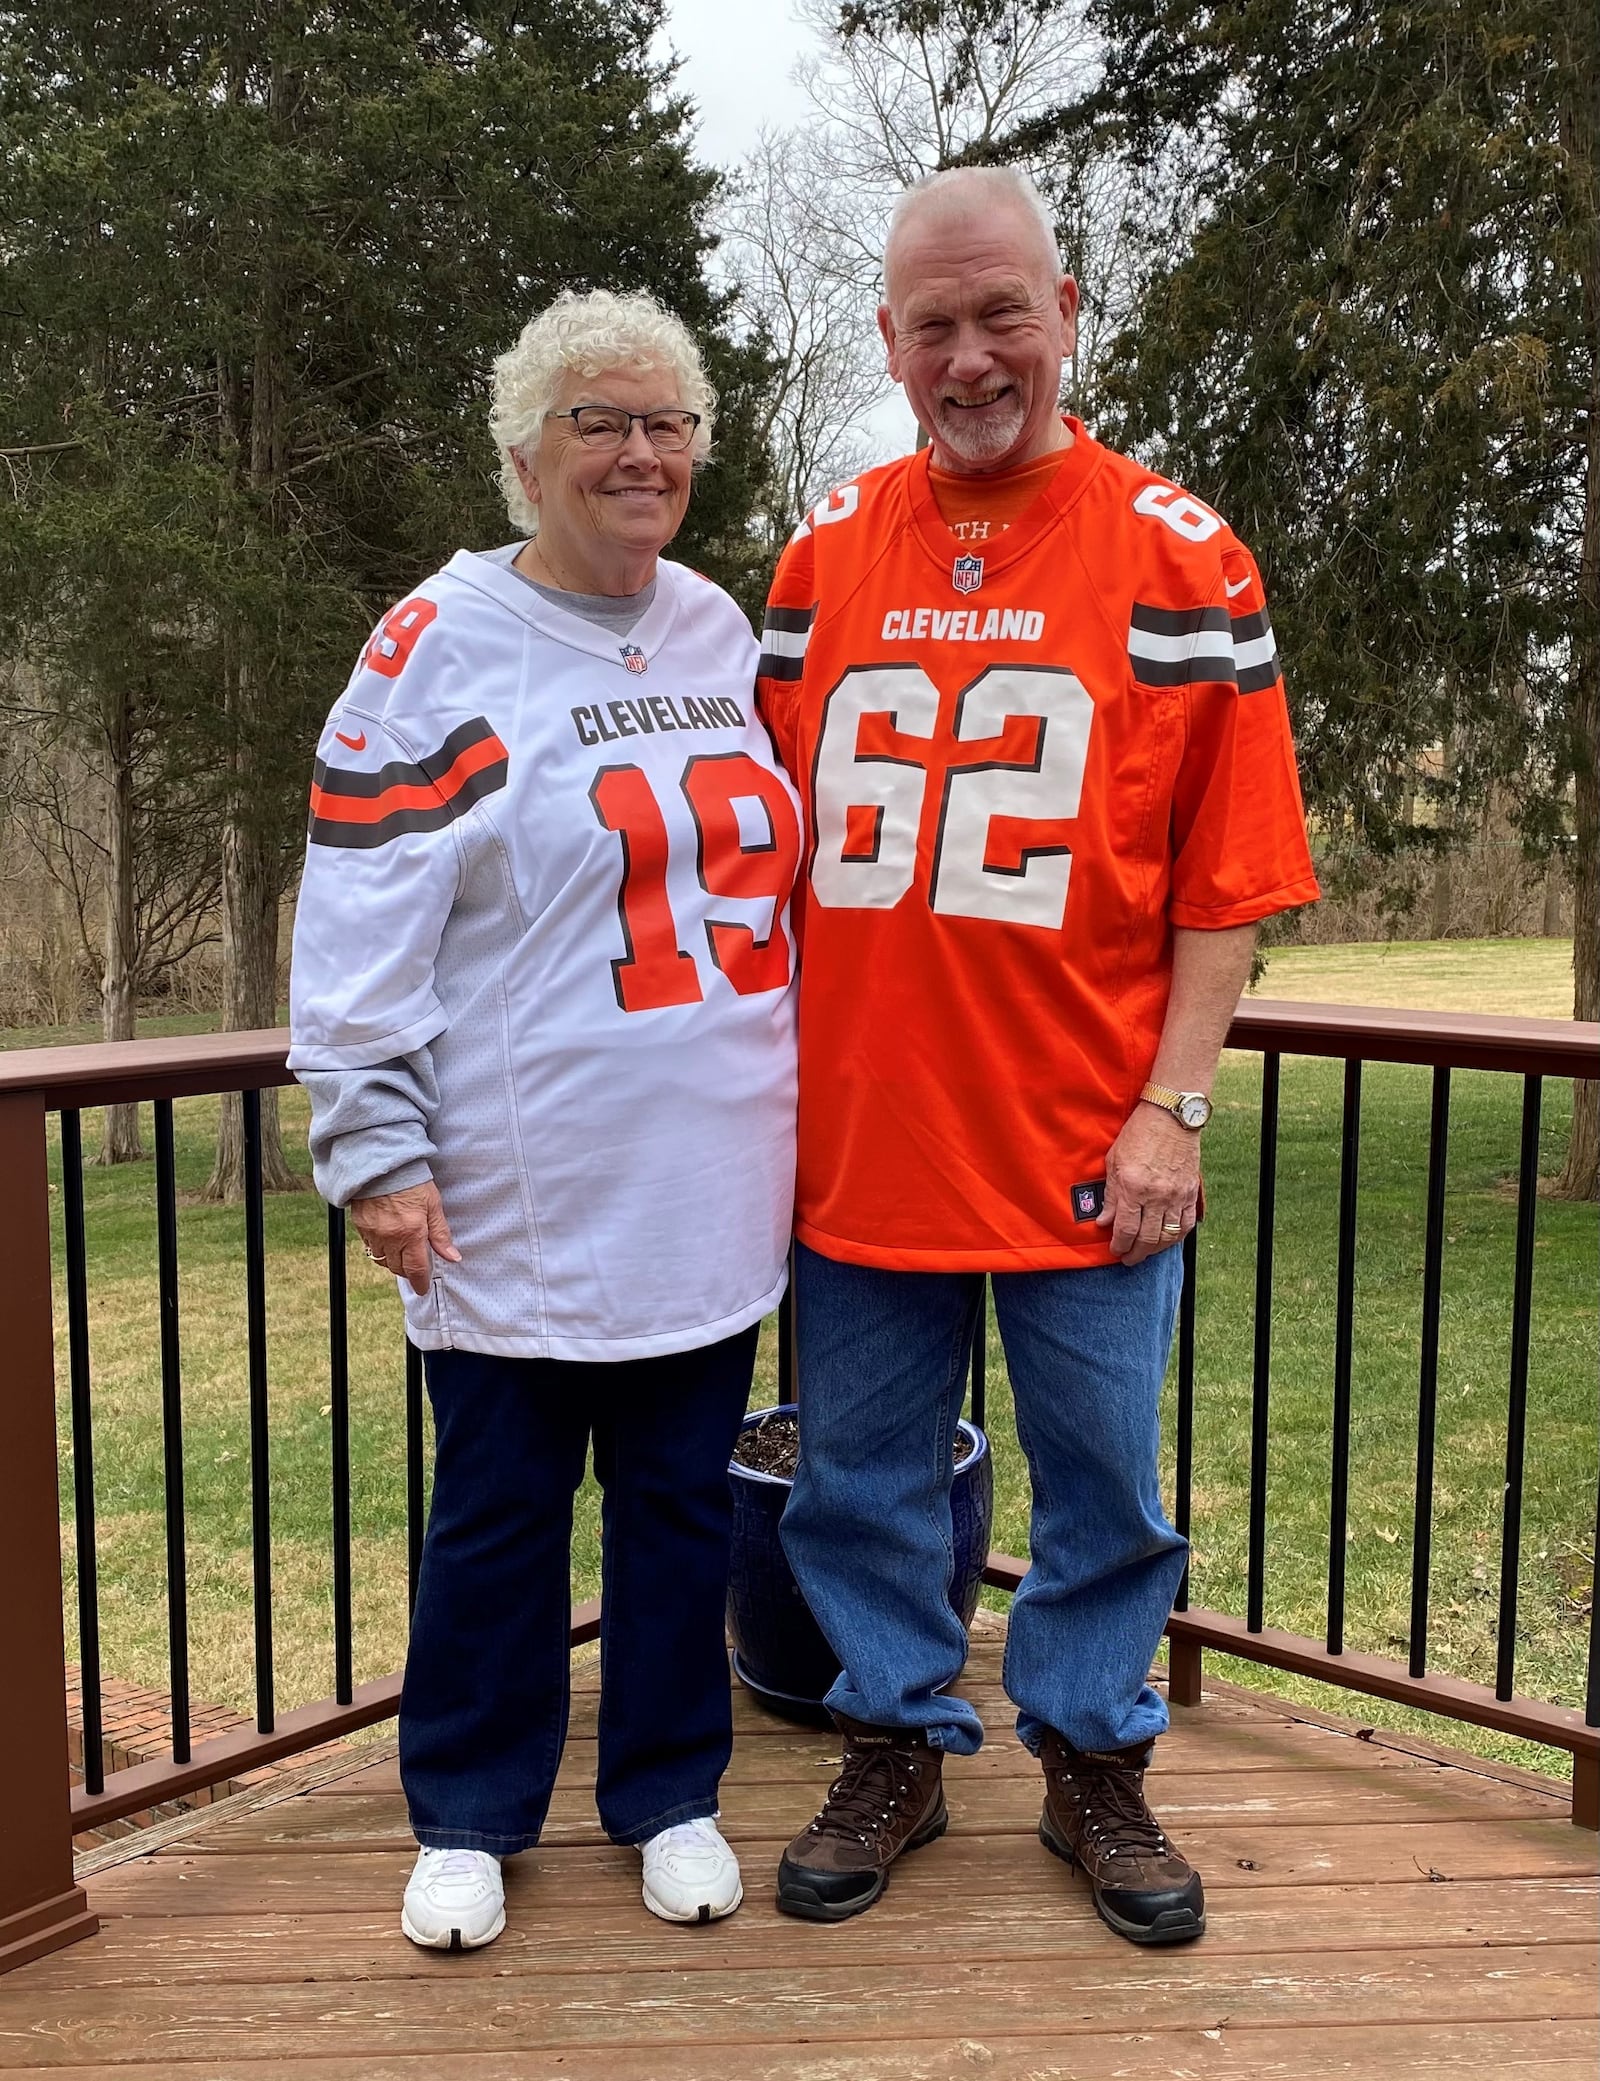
[811,663,1094,931]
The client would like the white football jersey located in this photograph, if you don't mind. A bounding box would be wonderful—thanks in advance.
[288,549,801,1362]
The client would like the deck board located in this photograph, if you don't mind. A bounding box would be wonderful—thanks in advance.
[1,1633,1593,2078]
[20,1879,1599,1988]
[0,2024,1596,2081]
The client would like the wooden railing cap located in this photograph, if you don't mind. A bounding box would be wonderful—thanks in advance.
[0,1029,294,1107]
[0,1002,1593,1108]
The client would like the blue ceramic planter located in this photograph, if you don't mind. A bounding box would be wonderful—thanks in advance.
[726,1403,995,1725]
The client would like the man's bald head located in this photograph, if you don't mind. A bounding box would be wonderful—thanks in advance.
[883,168,1061,311]
[877,166,1077,474]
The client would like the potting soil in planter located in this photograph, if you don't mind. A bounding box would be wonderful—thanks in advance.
[730,1409,969,1480]
[726,1402,995,1723]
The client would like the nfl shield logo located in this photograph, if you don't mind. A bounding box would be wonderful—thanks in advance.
[619,643,648,675]
[1072,1180,1105,1222]
[952,554,984,595]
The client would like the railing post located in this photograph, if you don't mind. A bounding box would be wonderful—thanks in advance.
[0,1093,97,1972]
[1168,1631,1203,1709]
[1574,1752,1599,1832]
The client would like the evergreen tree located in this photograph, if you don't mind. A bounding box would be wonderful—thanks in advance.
[0,0,772,1189]
[1086,0,1598,1195]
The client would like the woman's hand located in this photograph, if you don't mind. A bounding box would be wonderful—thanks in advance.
[351,1183,461,1296]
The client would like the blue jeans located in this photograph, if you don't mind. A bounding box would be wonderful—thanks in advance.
[401,1330,756,1852]
[780,1242,1186,1757]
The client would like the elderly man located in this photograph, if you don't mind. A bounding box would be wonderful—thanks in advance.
[755,167,1318,1941]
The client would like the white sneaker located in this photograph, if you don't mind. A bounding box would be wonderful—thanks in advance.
[640,1817,743,1924]
[401,1847,506,1950]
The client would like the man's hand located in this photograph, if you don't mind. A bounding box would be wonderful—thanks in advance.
[1097,1105,1200,1266]
[1094,920,1256,1266]
[350,1182,461,1296]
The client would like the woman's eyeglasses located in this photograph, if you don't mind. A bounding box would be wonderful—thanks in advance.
[546,407,702,453]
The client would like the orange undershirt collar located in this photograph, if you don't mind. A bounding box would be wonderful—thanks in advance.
[927,441,1075,546]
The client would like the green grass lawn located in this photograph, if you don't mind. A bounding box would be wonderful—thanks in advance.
[25,939,1598,1779]
[1254,936,1578,1019]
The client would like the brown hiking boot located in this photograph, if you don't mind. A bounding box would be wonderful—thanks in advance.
[775,1717,948,1921]
[1038,1730,1205,1944]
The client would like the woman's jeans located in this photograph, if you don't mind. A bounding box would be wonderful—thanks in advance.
[781,1242,1186,1758]
[401,1328,757,1853]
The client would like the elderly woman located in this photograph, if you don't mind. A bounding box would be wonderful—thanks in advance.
[288,289,801,1950]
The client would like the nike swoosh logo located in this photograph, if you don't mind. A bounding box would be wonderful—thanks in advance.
[335,729,367,751]
[1224,576,1252,598]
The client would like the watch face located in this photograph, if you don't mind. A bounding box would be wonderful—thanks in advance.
[1178,1093,1211,1129]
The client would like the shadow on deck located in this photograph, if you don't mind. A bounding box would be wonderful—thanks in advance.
[2,1622,1596,2080]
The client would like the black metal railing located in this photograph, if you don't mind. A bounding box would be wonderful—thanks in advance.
[54,1075,429,1793]
[1325,1057,1361,1655]
[0,1001,1595,1983]
[981,1004,1597,1830]
[152,1100,191,1769]
[1408,1065,1449,1679]
[327,1204,355,1710]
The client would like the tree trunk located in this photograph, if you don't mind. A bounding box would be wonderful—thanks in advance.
[97,690,142,1165]
[205,801,299,1200]
[1428,737,1455,940]
[1553,44,1599,1203]
[206,46,301,1204]
[1541,855,1565,936]
[1552,667,1598,1201]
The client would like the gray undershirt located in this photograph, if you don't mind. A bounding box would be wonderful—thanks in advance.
[301,553,658,1207]
[502,550,656,636]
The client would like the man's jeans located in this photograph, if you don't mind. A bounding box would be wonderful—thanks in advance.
[401,1329,756,1853]
[781,1242,1186,1757]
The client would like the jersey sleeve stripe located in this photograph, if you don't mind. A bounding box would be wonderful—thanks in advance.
[308,759,508,849]
[1131,653,1239,690]
[1231,607,1281,694]
[759,603,816,679]
[309,721,509,846]
[1237,657,1284,695]
[1232,631,1279,671]
[1128,601,1237,687]
[1128,599,1284,693]
[1130,602,1230,638]
[311,716,500,801]
[1129,625,1234,665]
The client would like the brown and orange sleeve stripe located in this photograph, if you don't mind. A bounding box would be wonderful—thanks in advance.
[308,717,509,849]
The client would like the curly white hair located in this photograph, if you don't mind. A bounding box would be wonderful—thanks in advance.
[489,288,717,536]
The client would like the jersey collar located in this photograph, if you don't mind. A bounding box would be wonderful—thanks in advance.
[904,416,1106,585]
[443,546,683,668]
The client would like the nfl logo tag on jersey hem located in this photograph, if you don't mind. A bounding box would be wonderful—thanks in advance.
[619,643,648,675]
[951,554,984,595]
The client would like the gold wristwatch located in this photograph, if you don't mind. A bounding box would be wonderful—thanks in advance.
[1139,1082,1212,1130]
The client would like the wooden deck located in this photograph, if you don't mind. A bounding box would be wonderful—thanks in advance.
[2,1623,1596,2080]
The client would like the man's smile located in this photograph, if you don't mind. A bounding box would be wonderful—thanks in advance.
[945,384,1015,412]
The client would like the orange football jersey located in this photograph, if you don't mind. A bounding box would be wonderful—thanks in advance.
[757,419,1320,1272]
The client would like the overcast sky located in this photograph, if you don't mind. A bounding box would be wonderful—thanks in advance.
[654,0,918,462]
[654,0,819,168]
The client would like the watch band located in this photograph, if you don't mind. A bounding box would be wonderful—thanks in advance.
[1139,1082,1212,1129]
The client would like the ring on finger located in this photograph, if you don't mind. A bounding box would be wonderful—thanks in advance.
[1161,1218,1183,1234]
